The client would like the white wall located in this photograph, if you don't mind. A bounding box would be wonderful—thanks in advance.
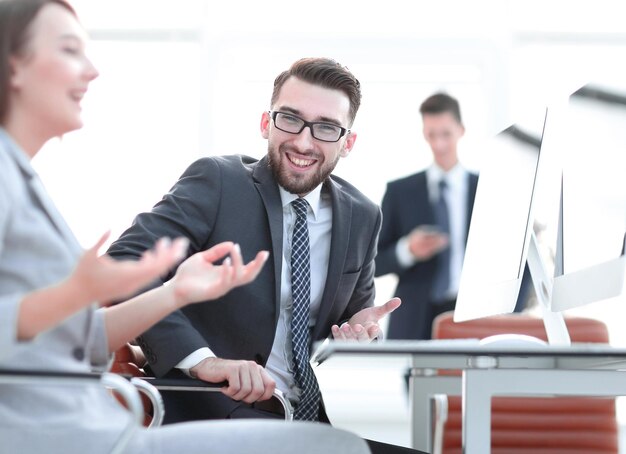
[34,0,626,337]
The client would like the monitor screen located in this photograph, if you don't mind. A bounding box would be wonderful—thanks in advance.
[453,108,549,322]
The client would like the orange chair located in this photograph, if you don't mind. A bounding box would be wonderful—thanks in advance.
[431,311,618,454]
[112,343,147,378]
[110,344,160,427]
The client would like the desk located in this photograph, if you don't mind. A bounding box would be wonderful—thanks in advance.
[313,340,626,453]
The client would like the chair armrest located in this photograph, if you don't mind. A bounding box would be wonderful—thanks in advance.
[0,368,142,454]
[0,367,102,382]
[128,377,165,428]
[138,377,293,421]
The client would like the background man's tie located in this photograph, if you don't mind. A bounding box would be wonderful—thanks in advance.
[431,179,451,302]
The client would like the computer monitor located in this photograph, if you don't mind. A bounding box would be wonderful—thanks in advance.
[454,84,626,345]
[550,85,626,313]
[452,107,549,322]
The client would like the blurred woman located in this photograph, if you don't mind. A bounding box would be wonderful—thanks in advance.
[0,1,369,453]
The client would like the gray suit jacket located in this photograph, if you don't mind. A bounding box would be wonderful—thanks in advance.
[107,154,381,418]
[0,129,129,453]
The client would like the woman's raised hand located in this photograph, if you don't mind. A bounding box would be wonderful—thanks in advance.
[168,242,269,307]
[69,231,189,306]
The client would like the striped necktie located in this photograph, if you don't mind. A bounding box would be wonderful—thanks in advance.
[290,197,321,420]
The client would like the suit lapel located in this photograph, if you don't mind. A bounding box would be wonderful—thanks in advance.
[252,157,284,320]
[415,172,436,224]
[0,130,81,255]
[313,178,351,340]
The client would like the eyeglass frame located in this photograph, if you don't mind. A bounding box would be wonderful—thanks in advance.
[268,111,350,143]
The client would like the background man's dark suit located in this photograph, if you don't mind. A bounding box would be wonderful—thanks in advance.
[374,170,478,340]
[107,154,381,421]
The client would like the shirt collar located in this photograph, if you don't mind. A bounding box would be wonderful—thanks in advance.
[0,127,37,179]
[278,184,323,220]
[427,161,466,189]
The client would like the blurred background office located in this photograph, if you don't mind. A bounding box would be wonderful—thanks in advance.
[32,0,626,448]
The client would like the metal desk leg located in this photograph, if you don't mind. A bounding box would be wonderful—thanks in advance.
[462,370,493,454]
[410,369,461,452]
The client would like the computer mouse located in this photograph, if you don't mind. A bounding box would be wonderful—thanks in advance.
[479,333,548,348]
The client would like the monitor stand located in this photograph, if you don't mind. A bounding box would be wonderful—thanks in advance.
[526,182,626,346]
[526,231,571,346]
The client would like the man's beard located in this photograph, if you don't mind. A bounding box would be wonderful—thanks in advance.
[267,143,341,195]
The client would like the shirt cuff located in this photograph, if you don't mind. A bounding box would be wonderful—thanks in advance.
[175,347,215,377]
[396,236,417,268]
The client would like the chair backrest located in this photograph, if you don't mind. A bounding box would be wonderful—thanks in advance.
[432,311,618,454]
[111,343,147,377]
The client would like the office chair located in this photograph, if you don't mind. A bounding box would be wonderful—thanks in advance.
[430,311,618,454]
[111,344,293,424]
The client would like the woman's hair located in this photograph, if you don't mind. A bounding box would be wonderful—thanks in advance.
[0,0,76,124]
[270,57,362,127]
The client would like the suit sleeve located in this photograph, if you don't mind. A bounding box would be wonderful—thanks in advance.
[107,158,221,376]
[374,182,406,277]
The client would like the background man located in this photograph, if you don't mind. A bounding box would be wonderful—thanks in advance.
[375,92,478,340]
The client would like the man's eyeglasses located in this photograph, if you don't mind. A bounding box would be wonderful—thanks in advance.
[269,111,349,143]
